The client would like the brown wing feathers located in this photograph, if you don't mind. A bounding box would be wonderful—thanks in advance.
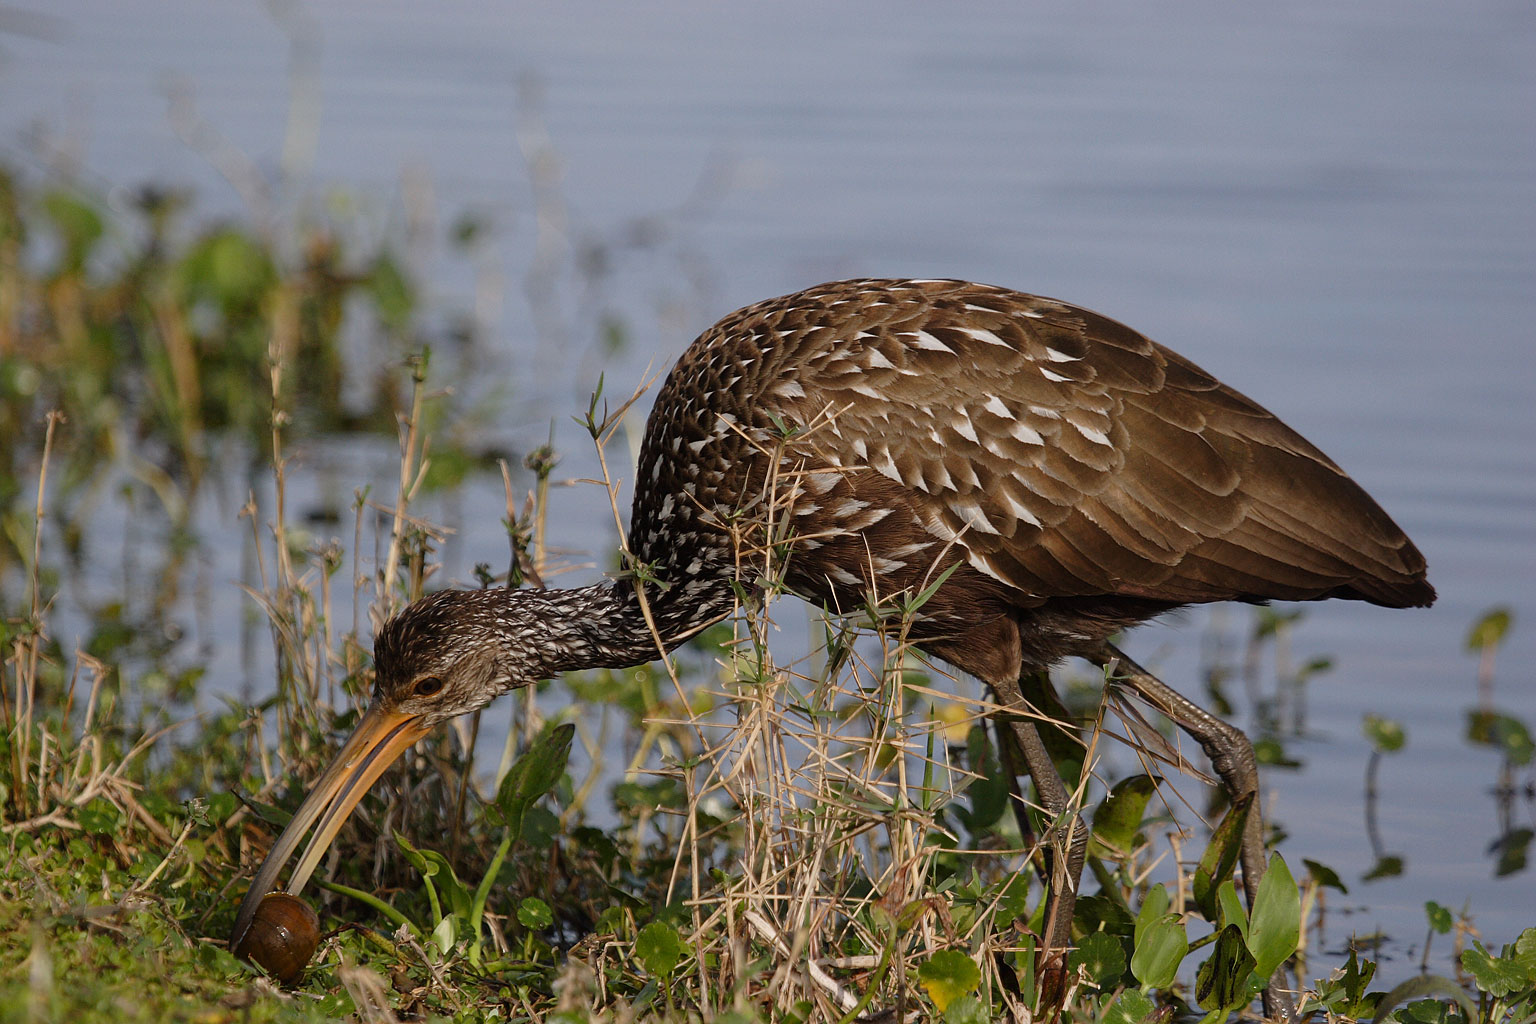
[632,279,1432,664]
[773,280,1432,611]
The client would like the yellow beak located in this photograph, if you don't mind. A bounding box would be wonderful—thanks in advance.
[229,706,431,951]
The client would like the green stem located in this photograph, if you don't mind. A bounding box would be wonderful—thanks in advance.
[467,831,515,966]
[316,879,421,938]
[836,930,898,1024]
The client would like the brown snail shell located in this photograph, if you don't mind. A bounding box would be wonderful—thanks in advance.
[233,892,320,983]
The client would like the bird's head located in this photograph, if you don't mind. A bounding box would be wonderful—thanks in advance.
[371,587,551,726]
[230,587,548,952]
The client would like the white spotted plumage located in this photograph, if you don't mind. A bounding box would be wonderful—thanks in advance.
[619,278,1431,673]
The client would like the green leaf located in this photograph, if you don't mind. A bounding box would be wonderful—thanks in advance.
[77,797,123,835]
[517,897,553,930]
[1091,774,1156,856]
[1247,853,1300,978]
[1075,894,1136,938]
[42,190,105,272]
[1069,931,1127,989]
[1424,901,1453,935]
[1401,997,1456,1024]
[430,914,457,956]
[994,874,1030,921]
[1515,926,1536,976]
[1216,881,1249,939]
[1340,948,1378,1008]
[493,722,576,838]
[1195,924,1258,1014]
[1303,858,1349,894]
[918,950,982,1012]
[904,561,962,615]
[1192,793,1252,920]
[1461,930,1536,997]
[1363,714,1407,754]
[1465,711,1535,766]
[943,994,991,1024]
[366,252,416,332]
[636,920,684,978]
[1465,607,1513,652]
[1134,883,1171,939]
[957,726,1009,833]
[395,833,472,920]
[1131,895,1189,991]
[1363,855,1404,881]
[1104,987,1157,1024]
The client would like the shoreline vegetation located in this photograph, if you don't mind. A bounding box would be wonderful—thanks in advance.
[1,166,1532,1023]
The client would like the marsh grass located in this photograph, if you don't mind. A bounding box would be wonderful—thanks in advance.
[5,326,1536,1022]
[1,171,1532,1024]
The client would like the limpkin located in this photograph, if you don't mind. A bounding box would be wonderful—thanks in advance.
[231,279,1432,1006]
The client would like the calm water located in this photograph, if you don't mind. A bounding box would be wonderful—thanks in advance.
[4,0,1534,975]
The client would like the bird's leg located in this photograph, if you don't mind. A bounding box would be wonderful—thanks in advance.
[993,720,1043,853]
[991,673,1088,1010]
[1093,644,1265,899]
[1094,642,1294,1021]
[992,718,1049,880]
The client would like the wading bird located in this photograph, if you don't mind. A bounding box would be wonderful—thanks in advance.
[230,279,1432,1011]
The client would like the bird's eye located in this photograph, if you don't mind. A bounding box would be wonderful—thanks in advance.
[413,676,444,698]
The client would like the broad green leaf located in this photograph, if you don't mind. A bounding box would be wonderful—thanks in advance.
[1465,711,1535,766]
[942,994,991,1024]
[918,950,982,1012]
[1465,606,1513,651]
[517,897,553,930]
[42,190,105,272]
[1134,883,1171,941]
[493,722,576,838]
[1216,880,1249,939]
[1303,858,1349,894]
[1192,793,1252,919]
[1069,931,1127,989]
[957,726,1009,833]
[1131,912,1189,990]
[1424,901,1453,935]
[1495,828,1533,877]
[1104,987,1157,1024]
[77,797,123,835]
[1363,855,1404,881]
[1363,714,1406,754]
[636,920,684,978]
[1247,853,1300,978]
[1515,927,1536,976]
[431,914,457,956]
[994,874,1030,921]
[1091,774,1156,855]
[1075,894,1136,938]
[1195,924,1257,1014]
[1340,948,1377,1008]
[1402,997,1456,1024]
[395,833,472,920]
[1461,930,1536,997]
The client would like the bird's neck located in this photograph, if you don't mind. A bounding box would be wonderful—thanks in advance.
[528,576,736,676]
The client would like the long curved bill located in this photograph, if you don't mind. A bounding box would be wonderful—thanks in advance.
[229,705,431,950]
